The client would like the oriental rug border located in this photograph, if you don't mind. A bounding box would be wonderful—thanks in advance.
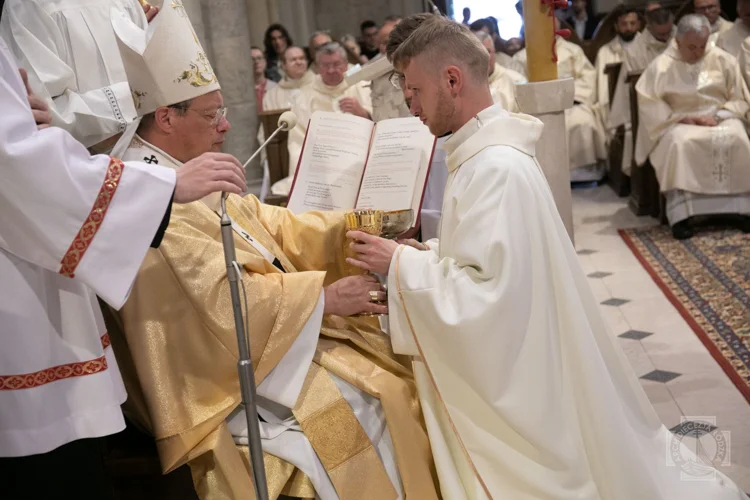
[619,227,750,405]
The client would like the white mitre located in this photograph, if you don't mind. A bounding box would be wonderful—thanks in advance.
[111,0,221,116]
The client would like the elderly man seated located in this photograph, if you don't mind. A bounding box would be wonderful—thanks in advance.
[474,30,525,112]
[263,45,314,111]
[272,41,372,197]
[637,14,750,239]
[110,5,438,499]
[514,28,607,181]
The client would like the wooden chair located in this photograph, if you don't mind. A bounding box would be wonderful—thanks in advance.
[584,11,618,63]
[626,71,663,219]
[260,108,292,207]
[604,62,631,197]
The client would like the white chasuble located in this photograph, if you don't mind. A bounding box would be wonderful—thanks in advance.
[0,40,176,457]
[515,38,606,173]
[0,0,145,150]
[272,75,373,197]
[636,41,750,194]
[387,103,747,500]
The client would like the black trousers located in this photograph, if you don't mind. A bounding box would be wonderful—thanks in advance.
[0,436,112,500]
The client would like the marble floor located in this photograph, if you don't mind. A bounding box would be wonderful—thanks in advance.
[572,184,750,491]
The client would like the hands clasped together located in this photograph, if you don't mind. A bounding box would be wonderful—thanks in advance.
[679,115,719,127]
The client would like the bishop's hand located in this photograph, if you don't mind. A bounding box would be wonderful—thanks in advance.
[346,231,399,275]
[324,275,387,316]
[174,152,246,203]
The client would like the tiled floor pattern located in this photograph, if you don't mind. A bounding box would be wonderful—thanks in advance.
[572,185,750,491]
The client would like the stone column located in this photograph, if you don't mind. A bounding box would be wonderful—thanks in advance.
[516,79,575,242]
[201,0,262,190]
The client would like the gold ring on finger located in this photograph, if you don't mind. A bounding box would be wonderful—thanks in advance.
[369,291,380,302]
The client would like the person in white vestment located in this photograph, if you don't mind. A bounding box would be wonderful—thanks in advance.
[0,35,245,497]
[515,30,607,181]
[593,5,639,140]
[474,30,524,112]
[716,0,750,57]
[0,0,158,154]
[348,15,749,499]
[608,3,674,175]
[637,14,750,239]
[263,46,314,111]
[695,0,733,45]
[271,42,372,197]
[384,13,448,242]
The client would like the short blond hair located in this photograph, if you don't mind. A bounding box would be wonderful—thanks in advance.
[391,15,489,84]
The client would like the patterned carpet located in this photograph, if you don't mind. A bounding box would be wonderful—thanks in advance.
[619,226,750,404]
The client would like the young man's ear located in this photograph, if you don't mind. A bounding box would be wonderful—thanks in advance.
[446,66,462,95]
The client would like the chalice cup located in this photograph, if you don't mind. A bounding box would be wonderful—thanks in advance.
[344,208,414,316]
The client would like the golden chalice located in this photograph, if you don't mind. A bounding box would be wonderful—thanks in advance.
[344,209,414,316]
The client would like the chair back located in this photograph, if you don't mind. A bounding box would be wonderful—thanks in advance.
[259,109,291,187]
[605,62,622,106]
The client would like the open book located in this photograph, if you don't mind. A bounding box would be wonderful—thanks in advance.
[287,111,437,230]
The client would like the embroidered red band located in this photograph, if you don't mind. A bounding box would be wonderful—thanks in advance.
[0,334,112,391]
[60,158,125,278]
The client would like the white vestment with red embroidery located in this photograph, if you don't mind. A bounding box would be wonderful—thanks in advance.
[0,40,176,457]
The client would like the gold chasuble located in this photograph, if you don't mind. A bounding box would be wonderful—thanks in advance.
[107,138,438,500]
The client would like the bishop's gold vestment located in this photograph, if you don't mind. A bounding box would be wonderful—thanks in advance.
[107,138,438,500]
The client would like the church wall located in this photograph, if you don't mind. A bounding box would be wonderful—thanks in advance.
[312,0,425,38]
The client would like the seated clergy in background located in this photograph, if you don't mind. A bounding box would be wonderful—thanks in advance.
[109,5,438,499]
[716,0,750,57]
[474,30,525,112]
[594,5,639,135]
[609,3,674,175]
[636,14,750,239]
[694,0,732,45]
[272,41,372,196]
[369,17,411,122]
[514,28,607,181]
[263,46,314,111]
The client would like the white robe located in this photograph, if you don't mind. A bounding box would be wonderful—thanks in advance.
[0,40,176,457]
[488,63,524,113]
[716,19,750,58]
[609,27,674,174]
[0,0,144,150]
[262,70,314,112]
[387,103,746,500]
[121,135,404,500]
[271,75,373,197]
[515,38,607,177]
[496,51,528,77]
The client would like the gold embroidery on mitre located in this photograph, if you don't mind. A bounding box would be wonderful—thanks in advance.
[175,51,217,87]
[132,89,147,109]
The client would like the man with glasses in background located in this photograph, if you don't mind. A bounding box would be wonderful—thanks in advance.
[272,41,372,197]
[694,0,732,44]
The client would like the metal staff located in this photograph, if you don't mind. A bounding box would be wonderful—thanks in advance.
[219,111,297,500]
